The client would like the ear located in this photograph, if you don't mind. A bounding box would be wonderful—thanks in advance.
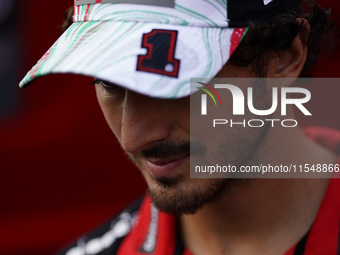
[269,19,310,78]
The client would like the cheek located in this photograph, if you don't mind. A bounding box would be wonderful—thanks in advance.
[174,96,191,133]
[95,86,123,140]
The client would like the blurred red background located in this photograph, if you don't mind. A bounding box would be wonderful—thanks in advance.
[0,0,339,254]
[0,1,146,255]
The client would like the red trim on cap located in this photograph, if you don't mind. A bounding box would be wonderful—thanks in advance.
[229,28,246,57]
[84,5,90,21]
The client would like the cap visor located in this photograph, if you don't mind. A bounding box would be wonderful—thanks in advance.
[20,21,246,98]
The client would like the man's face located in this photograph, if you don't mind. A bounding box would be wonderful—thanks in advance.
[95,62,267,215]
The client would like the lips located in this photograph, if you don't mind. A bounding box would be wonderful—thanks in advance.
[145,154,189,177]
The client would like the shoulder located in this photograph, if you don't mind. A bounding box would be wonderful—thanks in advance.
[56,196,144,255]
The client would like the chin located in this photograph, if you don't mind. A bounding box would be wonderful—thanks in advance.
[147,177,228,215]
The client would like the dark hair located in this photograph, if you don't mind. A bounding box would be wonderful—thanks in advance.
[62,0,337,77]
[230,0,338,77]
[61,7,74,33]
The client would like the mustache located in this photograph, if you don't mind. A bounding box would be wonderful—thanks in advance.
[136,139,206,160]
[137,139,190,160]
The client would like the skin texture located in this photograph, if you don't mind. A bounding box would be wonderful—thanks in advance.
[95,62,258,215]
[95,24,337,254]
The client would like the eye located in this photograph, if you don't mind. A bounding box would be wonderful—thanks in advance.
[91,78,126,99]
[90,79,114,89]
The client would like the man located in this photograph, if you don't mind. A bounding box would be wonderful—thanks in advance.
[20,0,340,254]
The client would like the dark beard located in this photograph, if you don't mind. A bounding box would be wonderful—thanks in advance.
[136,139,221,215]
[147,178,227,215]
[148,178,253,215]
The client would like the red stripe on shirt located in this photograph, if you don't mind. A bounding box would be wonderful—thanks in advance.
[303,178,340,255]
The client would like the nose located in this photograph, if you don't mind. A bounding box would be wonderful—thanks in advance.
[120,90,173,155]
